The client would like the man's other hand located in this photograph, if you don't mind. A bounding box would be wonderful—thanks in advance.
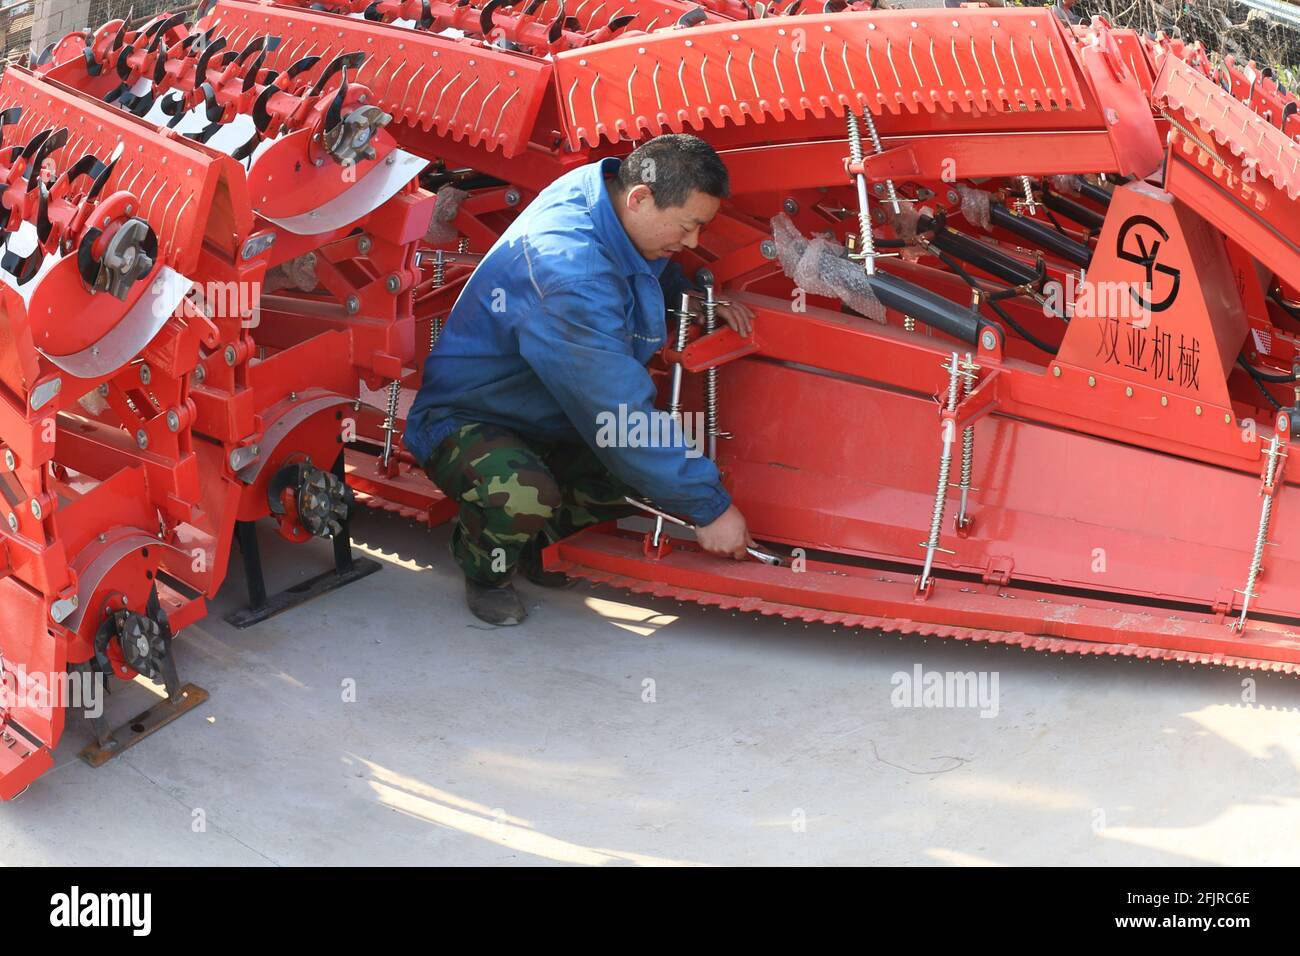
[716,300,754,338]
[696,504,755,559]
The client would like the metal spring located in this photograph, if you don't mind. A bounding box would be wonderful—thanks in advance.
[845,112,876,270]
[861,109,901,215]
[957,354,976,528]
[1020,175,1037,213]
[1236,434,1282,630]
[920,354,962,590]
[381,379,401,468]
[702,283,719,460]
[430,249,446,352]
[904,315,916,332]
[669,306,691,420]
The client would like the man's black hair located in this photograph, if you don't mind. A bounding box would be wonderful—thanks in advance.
[615,134,730,208]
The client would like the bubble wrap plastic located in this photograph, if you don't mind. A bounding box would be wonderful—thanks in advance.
[889,208,924,263]
[769,214,886,324]
[1049,174,1082,196]
[424,185,470,245]
[78,387,108,417]
[954,184,991,232]
[264,252,319,293]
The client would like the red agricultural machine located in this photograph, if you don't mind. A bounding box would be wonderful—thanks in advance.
[1,0,1298,798]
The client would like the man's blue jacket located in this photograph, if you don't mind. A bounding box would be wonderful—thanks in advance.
[403,157,732,526]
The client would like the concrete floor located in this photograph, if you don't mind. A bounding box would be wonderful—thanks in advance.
[2,507,1298,866]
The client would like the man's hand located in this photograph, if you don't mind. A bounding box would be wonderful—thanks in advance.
[696,504,755,560]
[716,300,754,338]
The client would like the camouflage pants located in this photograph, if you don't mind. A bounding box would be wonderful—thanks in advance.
[425,422,640,585]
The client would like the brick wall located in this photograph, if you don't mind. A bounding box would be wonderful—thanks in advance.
[31,0,90,57]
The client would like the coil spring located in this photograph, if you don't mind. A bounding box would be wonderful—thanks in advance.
[846,113,875,264]
[925,363,961,551]
[1239,435,1281,626]
[861,110,901,215]
[430,249,447,352]
[703,286,719,456]
[959,363,975,491]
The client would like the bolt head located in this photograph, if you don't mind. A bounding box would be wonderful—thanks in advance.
[1087,375,1096,387]
[224,345,237,365]
[1195,405,1203,416]
[981,330,997,351]
[2,449,13,470]
[6,513,16,532]
[139,364,151,385]
[136,429,149,450]
[166,410,180,432]
[29,499,41,519]
[346,295,360,315]
[783,198,799,215]
[1051,365,1061,377]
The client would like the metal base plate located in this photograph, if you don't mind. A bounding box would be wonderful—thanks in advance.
[79,683,210,769]
[224,556,382,629]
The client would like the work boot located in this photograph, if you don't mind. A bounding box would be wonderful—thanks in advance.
[464,576,527,626]
[518,536,573,589]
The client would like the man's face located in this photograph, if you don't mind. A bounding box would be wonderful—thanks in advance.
[617,184,721,260]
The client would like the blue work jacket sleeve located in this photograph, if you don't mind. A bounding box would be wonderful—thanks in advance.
[517,277,733,526]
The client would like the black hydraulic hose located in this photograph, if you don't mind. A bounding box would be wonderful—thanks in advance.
[986,298,1058,357]
[1237,356,1286,411]
[989,203,1093,268]
[1077,179,1113,207]
[917,215,1040,286]
[1238,355,1298,383]
[1042,189,1106,232]
[1270,289,1300,322]
[930,246,1059,356]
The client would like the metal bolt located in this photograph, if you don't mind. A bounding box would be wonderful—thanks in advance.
[1161,395,1169,406]
[136,429,149,450]
[504,188,521,206]
[1087,375,1096,387]
[29,499,41,519]
[345,295,360,315]
[2,449,13,471]
[139,364,151,385]
[166,410,180,432]
[980,330,997,351]
[386,274,400,293]
[1051,366,1061,377]
[357,236,373,254]
[1125,386,1133,397]
[759,240,777,260]
[224,345,237,365]
[193,365,206,385]
[289,391,298,402]
[6,513,15,532]
[946,190,959,205]
[1225,413,1232,424]
[783,198,799,215]
[97,383,109,397]
[1195,405,1203,416]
